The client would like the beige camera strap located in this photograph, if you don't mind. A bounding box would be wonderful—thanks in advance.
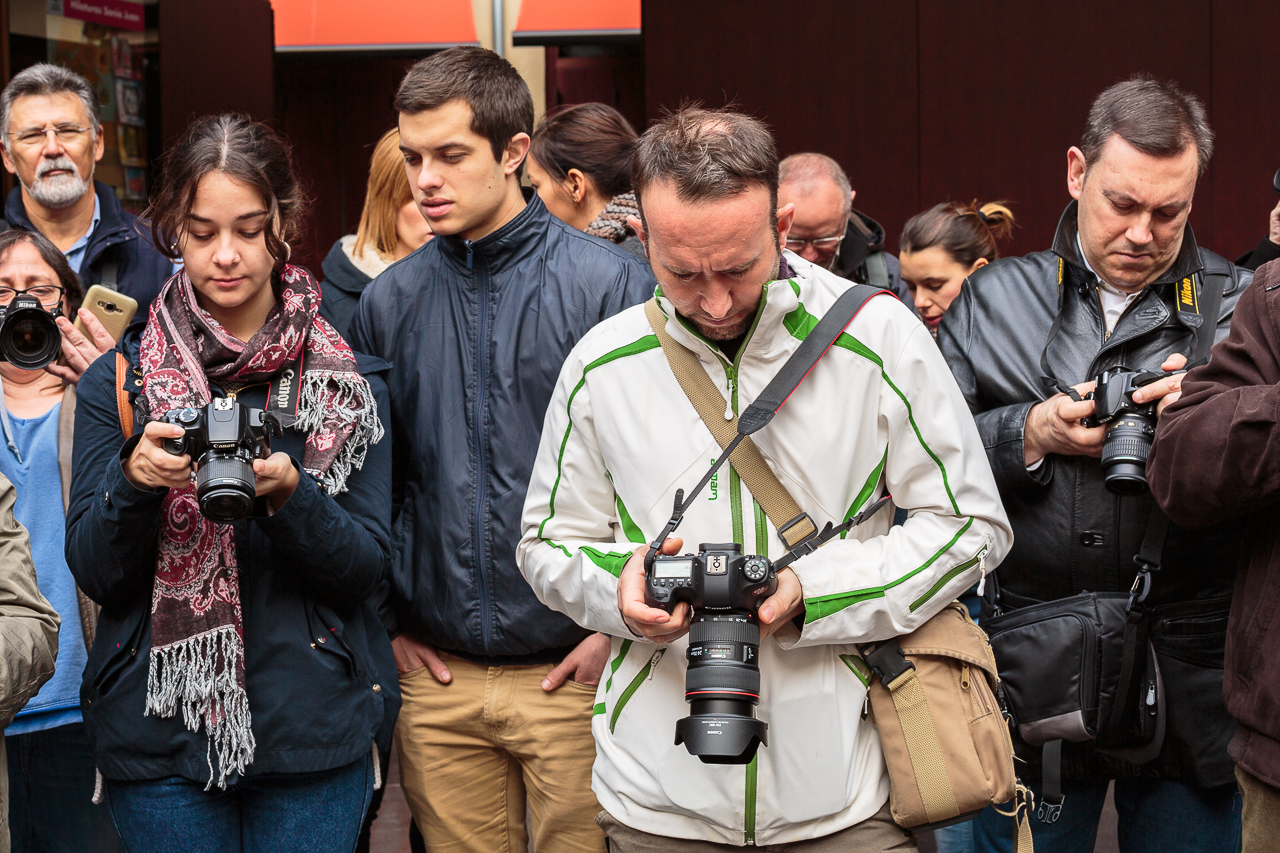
[645,296,1026,845]
[643,298,817,549]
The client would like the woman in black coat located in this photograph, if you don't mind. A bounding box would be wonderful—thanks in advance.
[66,114,397,853]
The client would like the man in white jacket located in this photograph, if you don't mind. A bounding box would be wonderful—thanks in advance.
[518,106,1013,850]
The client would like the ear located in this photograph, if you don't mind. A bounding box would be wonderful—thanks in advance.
[968,257,990,275]
[566,168,589,205]
[776,202,796,249]
[1067,146,1088,200]
[849,189,857,208]
[628,214,647,251]
[93,127,105,163]
[502,133,531,177]
[0,144,14,176]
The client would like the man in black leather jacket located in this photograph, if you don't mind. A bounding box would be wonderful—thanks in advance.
[939,76,1250,852]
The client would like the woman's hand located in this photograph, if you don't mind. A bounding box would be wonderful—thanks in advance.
[123,421,193,491]
[253,452,299,511]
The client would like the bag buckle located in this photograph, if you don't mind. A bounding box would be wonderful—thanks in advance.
[862,640,915,686]
[1036,798,1063,823]
[1127,569,1153,610]
[778,512,820,554]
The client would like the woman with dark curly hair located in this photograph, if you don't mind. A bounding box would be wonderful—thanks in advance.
[65,114,397,853]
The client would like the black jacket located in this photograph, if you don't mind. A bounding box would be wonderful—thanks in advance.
[833,209,912,310]
[349,191,655,663]
[938,202,1251,785]
[65,329,398,782]
[6,182,172,318]
[1236,236,1280,272]
[319,237,376,338]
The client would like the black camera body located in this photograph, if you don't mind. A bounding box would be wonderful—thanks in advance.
[1083,366,1161,496]
[0,294,62,370]
[158,398,283,523]
[645,543,777,766]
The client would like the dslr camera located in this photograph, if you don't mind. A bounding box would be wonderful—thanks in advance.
[645,542,777,764]
[157,398,284,523]
[0,293,62,370]
[1083,366,1166,496]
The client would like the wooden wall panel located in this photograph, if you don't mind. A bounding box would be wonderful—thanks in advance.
[917,0,1212,259]
[642,0,920,251]
[1208,0,1280,262]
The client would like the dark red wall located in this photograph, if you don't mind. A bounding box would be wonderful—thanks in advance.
[643,0,1279,262]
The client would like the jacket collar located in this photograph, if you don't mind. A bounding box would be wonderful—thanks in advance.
[1050,199,1204,288]
[432,187,546,280]
[655,252,809,366]
[5,180,136,260]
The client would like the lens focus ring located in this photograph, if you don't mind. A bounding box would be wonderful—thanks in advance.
[689,617,759,645]
[684,664,761,697]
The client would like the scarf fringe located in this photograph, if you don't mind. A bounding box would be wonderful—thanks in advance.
[146,626,256,790]
[294,371,384,495]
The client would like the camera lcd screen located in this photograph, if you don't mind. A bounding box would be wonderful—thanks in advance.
[654,559,693,578]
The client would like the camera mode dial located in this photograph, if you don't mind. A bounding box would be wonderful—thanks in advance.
[743,556,769,582]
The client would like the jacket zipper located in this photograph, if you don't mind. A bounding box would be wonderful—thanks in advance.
[467,238,494,653]
[609,648,664,733]
[721,285,771,552]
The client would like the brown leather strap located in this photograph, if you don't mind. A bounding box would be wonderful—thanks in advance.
[643,299,816,549]
[114,352,134,440]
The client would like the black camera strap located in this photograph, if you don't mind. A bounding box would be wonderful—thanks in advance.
[263,349,305,429]
[642,284,893,569]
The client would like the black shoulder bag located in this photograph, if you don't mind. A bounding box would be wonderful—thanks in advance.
[982,259,1225,823]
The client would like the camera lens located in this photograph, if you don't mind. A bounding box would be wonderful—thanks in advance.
[676,613,768,765]
[1101,415,1156,496]
[0,305,60,370]
[195,454,258,523]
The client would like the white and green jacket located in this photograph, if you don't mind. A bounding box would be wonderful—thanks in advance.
[518,253,1013,846]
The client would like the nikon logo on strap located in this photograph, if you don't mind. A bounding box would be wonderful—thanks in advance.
[1176,273,1204,328]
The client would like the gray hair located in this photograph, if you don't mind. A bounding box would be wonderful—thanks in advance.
[778,152,853,217]
[0,63,101,151]
[1080,75,1213,177]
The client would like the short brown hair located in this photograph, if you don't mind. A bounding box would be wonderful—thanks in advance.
[631,105,779,222]
[145,114,306,272]
[395,46,534,164]
[0,228,83,311]
[900,201,1016,267]
[531,103,637,199]
[1080,76,1213,177]
[354,128,415,261]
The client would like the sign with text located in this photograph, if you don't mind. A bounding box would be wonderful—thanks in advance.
[48,0,145,32]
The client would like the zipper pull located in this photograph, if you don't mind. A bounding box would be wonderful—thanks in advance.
[975,546,990,598]
[464,239,474,270]
[961,663,971,690]
[861,689,870,721]
[1145,682,1156,711]
[648,649,664,679]
[724,365,735,420]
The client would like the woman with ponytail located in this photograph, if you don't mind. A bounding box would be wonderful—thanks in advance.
[899,200,1016,335]
[65,114,396,853]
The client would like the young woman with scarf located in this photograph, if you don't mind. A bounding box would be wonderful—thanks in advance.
[65,114,397,853]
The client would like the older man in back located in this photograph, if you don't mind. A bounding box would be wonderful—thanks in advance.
[777,152,911,309]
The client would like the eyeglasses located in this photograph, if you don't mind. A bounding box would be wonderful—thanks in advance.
[784,226,848,257]
[7,125,91,149]
[0,285,65,308]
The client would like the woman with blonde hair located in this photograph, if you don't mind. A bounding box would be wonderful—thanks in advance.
[898,200,1015,336]
[320,128,433,333]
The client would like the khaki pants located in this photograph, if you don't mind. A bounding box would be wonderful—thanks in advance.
[1237,765,1280,853]
[395,652,606,853]
[596,800,917,852]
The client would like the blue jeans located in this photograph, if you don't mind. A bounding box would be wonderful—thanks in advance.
[971,777,1241,853]
[6,722,123,853]
[104,754,373,853]
[933,820,975,853]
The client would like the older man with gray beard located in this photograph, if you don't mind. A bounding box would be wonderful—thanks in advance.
[0,63,171,384]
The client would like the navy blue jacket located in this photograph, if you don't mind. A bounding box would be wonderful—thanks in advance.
[349,191,655,662]
[6,181,172,318]
[318,237,373,338]
[65,329,398,782]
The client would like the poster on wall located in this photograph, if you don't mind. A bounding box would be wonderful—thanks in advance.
[117,124,144,166]
[116,78,144,126]
[123,167,146,200]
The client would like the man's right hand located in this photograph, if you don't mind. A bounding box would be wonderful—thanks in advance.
[1024,380,1106,466]
[392,634,452,683]
[123,421,193,491]
[617,537,691,643]
[1269,197,1280,247]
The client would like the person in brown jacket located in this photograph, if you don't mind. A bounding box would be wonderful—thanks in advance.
[0,470,59,853]
[1148,258,1280,853]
